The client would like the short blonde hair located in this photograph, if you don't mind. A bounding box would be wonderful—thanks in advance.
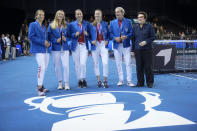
[115,7,125,15]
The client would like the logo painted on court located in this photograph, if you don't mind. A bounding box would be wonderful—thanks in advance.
[24,91,195,131]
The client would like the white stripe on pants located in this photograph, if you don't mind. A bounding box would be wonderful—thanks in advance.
[72,43,88,80]
[114,44,132,82]
[92,41,108,77]
[52,50,69,83]
[35,53,50,86]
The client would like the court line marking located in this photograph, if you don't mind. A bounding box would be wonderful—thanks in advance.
[132,62,197,81]
[170,73,197,81]
[111,58,197,80]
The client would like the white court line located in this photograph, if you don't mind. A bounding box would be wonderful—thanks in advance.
[111,58,197,80]
[170,73,197,81]
[132,61,197,81]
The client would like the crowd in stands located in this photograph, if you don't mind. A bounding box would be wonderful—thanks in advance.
[0,22,31,61]
[44,15,197,41]
[152,23,197,40]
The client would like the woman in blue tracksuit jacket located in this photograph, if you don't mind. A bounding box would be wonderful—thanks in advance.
[68,9,90,88]
[109,7,134,87]
[48,10,70,91]
[89,9,109,88]
[28,9,51,96]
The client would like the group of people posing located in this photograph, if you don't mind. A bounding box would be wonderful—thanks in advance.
[28,7,155,96]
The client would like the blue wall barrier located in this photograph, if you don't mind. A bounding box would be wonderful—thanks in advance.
[154,40,197,48]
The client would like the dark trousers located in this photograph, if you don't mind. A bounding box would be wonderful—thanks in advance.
[1,47,6,60]
[134,49,154,85]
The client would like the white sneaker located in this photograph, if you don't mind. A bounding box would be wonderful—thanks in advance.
[127,82,135,87]
[65,83,70,90]
[117,81,124,86]
[57,82,64,90]
[38,90,45,96]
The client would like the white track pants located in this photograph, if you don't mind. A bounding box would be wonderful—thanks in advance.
[72,43,88,80]
[114,44,132,82]
[92,41,108,77]
[52,50,69,84]
[35,53,50,86]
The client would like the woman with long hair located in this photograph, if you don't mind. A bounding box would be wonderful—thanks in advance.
[48,10,70,90]
[28,9,51,96]
[90,9,109,88]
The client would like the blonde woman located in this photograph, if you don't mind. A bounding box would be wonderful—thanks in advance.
[90,9,109,88]
[48,10,70,90]
[28,9,51,96]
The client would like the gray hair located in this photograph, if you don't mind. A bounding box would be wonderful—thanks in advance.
[115,7,125,15]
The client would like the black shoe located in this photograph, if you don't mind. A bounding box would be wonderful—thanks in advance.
[147,83,153,88]
[78,80,83,88]
[37,85,49,92]
[103,81,109,88]
[97,81,102,88]
[135,83,144,87]
[37,86,45,96]
[82,80,87,88]
[42,86,49,93]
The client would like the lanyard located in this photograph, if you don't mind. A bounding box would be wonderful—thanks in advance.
[39,23,44,32]
[41,26,43,31]
[59,25,62,34]
[119,20,123,35]
[97,23,102,35]
[37,22,47,39]
[78,24,83,34]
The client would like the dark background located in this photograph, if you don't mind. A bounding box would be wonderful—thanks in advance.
[0,0,197,35]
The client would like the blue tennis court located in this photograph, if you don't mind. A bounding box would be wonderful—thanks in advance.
[0,55,197,131]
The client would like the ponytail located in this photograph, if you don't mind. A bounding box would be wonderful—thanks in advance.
[92,20,97,26]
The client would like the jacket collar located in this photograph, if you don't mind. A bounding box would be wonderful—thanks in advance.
[35,20,45,32]
[75,20,85,25]
[115,18,125,31]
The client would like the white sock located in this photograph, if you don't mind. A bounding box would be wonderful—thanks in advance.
[59,81,63,86]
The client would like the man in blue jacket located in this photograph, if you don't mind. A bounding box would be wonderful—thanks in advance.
[132,11,155,88]
[109,7,134,87]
